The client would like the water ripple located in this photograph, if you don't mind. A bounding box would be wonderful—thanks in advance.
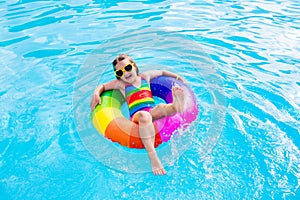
[23,48,73,58]
[1,0,300,199]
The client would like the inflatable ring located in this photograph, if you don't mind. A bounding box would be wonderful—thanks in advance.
[90,76,198,149]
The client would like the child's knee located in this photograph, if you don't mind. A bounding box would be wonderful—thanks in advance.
[138,111,152,123]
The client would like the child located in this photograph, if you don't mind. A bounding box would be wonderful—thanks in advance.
[90,54,185,175]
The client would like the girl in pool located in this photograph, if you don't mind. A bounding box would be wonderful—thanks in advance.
[90,54,185,175]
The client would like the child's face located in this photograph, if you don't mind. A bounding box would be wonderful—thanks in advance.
[115,58,138,83]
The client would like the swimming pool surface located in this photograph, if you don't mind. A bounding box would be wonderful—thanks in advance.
[1,0,299,199]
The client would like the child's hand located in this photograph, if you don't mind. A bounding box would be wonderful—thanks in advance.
[90,93,101,111]
[176,75,186,83]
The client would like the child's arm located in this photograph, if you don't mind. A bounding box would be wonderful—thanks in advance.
[143,70,185,82]
[90,79,121,111]
[161,70,185,82]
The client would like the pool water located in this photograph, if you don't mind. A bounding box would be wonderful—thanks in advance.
[1,0,299,199]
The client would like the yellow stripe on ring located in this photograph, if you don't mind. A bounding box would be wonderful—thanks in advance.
[92,107,123,134]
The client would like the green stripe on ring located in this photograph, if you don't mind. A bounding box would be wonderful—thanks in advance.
[91,90,125,119]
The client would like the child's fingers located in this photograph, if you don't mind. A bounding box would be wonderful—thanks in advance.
[90,96,101,111]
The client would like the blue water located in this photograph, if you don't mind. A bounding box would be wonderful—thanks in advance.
[1,0,299,199]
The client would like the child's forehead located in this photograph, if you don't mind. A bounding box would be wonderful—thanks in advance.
[115,58,132,69]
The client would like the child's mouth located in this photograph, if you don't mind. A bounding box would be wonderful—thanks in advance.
[125,74,132,80]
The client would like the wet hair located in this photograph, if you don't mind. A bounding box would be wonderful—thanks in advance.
[112,54,139,79]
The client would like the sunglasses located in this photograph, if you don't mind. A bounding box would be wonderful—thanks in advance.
[114,63,134,78]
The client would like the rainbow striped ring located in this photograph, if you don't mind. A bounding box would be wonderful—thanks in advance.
[90,76,198,149]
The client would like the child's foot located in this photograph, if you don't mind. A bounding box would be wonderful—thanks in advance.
[148,151,166,175]
[172,86,185,113]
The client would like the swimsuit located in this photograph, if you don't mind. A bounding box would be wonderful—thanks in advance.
[125,77,155,118]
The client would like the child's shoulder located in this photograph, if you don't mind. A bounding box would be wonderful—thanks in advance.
[141,70,162,80]
[105,79,125,90]
[140,73,151,82]
[141,70,158,76]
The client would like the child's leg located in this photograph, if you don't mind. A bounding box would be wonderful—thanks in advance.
[133,111,166,175]
[150,86,185,120]
[150,104,175,120]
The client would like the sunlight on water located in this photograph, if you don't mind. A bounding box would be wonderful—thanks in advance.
[1,0,299,199]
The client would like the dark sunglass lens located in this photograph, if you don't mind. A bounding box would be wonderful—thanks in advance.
[115,70,123,77]
[124,64,133,71]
